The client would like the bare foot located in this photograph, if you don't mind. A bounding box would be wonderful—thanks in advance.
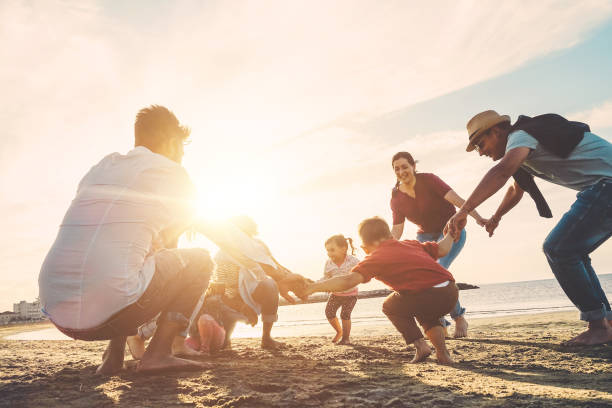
[435,350,454,365]
[336,338,351,346]
[410,348,432,363]
[411,338,432,363]
[96,338,126,376]
[563,320,612,346]
[137,354,209,374]
[332,332,342,343]
[126,335,146,360]
[453,316,468,338]
[261,337,285,350]
[172,336,204,358]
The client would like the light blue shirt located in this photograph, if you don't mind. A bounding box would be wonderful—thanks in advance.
[506,130,612,191]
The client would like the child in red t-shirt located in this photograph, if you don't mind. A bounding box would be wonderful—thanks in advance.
[303,216,459,364]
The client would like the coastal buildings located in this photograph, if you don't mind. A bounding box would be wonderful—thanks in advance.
[12,298,44,320]
[0,311,19,325]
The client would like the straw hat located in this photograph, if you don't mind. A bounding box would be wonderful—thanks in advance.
[465,110,510,152]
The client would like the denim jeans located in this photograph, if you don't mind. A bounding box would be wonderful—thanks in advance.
[416,229,467,327]
[543,179,612,322]
[58,248,213,341]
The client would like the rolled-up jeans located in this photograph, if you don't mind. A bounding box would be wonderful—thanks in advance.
[543,179,612,322]
[416,229,467,327]
[57,248,213,341]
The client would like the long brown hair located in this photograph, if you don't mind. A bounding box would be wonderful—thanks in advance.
[391,151,417,189]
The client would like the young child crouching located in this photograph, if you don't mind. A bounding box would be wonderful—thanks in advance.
[304,216,458,364]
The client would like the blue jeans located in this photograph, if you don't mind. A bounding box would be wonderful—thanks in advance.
[416,229,467,327]
[543,179,612,322]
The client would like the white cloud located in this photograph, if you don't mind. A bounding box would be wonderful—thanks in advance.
[570,100,612,130]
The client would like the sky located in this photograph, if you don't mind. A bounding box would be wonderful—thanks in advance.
[1,0,612,312]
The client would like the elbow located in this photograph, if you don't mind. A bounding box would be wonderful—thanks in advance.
[494,162,516,179]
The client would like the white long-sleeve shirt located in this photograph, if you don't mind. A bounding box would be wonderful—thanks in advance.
[39,146,196,330]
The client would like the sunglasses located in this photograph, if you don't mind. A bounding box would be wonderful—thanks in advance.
[473,130,490,152]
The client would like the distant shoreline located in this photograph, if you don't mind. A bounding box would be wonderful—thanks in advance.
[280,282,479,306]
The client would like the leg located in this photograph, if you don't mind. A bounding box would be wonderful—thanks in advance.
[251,278,282,349]
[415,284,459,364]
[449,301,468,338]
[96,336,127,375]
[126,317,159,359]
[138,249,213,372]
[382,292,431,361]
[325,295,343,342]
[338,296,357,345]
[418,230,469,334]
[542,181,612,345]
[339,320,352,345]
[138,317,207,373]
[424,326,453,365]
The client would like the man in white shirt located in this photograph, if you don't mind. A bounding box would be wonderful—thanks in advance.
[39,106,215,375]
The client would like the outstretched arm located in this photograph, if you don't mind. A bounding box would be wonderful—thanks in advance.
[391,223,404,240]
[304,272,365,295]
[443,190,486,226]
[447,147,530,238]
[485,180,525,237]
[436,232,454,258]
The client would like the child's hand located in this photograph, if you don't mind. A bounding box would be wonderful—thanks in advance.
[485,215,501,237]
[278,273,313,303]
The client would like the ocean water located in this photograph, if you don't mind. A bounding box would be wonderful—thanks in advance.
[6,274,612,341]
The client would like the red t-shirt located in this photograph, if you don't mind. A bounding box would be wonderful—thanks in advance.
[390,173,455,233]
[352,239,454,292]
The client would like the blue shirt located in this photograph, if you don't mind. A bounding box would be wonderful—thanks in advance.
[506,131,612,191]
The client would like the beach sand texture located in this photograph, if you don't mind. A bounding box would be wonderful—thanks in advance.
[1,311,611,407]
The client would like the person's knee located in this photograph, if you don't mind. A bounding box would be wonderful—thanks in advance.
[542,232,585,263]
[382,296,397,317]
[258,278,279,296]
[182,249,214,284]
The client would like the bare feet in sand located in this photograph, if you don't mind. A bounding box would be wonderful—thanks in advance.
[261,337,285,350]
[336,338,351,346]
[137,354,209,374]
[96,337,127,376]
[126,335,146,360]
[332,331,342,343]
[453,316,468,338]
[171,336,204,358]
[411,338,432,363]
[563,319,612,346]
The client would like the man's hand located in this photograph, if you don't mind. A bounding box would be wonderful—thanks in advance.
[277,273,313,303]
[485,214,501,237]
[446,209,468,241]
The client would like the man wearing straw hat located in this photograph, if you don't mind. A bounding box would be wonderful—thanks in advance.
[446,110,612,346]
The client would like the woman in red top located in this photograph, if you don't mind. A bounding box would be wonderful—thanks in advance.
[390,152,486,338]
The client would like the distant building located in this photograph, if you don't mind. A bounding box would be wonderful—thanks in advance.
[0,311,19,325]
[13,298,44,320]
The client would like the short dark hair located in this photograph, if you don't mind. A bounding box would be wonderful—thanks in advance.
[134,105,190,150]
[358,217,392,245]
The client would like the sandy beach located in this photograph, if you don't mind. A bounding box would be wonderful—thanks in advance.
[1,311,611,407]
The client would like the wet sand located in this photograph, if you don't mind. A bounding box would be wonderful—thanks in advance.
[1,311,611,407]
